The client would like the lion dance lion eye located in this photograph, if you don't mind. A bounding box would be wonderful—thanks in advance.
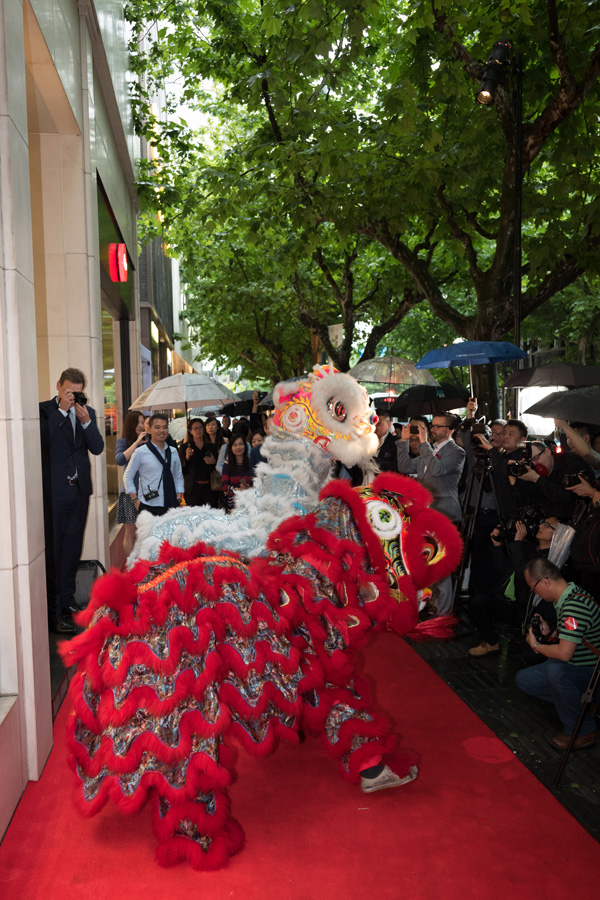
[327,397,347,422]
[421,538,444,566]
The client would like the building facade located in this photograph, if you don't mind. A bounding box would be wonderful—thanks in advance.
[0,0,143,838]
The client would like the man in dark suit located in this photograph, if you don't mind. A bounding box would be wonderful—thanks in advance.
[40,367,104,633]
[397,413,465,614]
[374,410,399,472]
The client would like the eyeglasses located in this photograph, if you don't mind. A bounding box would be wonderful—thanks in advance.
[430,424,449,430]
[539,521,555,530]
[531,577,546,593]
[530,449,547,463]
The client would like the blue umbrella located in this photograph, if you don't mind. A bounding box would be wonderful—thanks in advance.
[415,341,527,391]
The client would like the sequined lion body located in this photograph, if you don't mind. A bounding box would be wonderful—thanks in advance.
[62,473,462,871]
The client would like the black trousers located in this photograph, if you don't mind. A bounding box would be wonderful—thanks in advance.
[138,502,169,517]
[44,488,90,619]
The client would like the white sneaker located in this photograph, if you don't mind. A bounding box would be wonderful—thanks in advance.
[361,764,419,793]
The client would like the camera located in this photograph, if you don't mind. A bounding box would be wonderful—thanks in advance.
[72,391,87,405]
[143,489,160,501]
[530,613,558,645]
[495,506,539,542]
[409,425,419,435]
[562,470,592,488]
[508,460,531,477]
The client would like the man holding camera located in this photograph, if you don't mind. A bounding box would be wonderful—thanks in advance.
[468,516,559,657]
[374,410,399,473]
[515,558,600,750]
[397,413,465,615]
[40,367,104,633]
[511,440,593,521]
[124,413,184,516]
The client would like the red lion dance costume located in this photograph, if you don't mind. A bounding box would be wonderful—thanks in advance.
[61,473,462,870]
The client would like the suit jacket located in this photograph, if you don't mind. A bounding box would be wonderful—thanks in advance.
[40,398,104,499]
[397,438,465,521]
[375,431,399,473]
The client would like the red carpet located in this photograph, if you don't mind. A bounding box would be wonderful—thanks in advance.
[1,633,598,900]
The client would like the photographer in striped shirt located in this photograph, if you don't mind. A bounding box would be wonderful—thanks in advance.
[515,558,600,751]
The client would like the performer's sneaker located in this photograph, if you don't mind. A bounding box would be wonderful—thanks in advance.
[361,764,418,793]
[468,641,499,657]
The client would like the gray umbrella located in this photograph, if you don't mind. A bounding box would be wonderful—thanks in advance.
[523,386,600,426]
[502,362,600,389]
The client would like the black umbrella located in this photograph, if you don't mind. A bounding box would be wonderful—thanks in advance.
[502,362,600,389]
[220,390,268,417]
[385,382,470,418]
[523,386,600,427]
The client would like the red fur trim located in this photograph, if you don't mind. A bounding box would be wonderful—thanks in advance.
[369,471,435,511]
[402,509,463,588]
[341,737,397,783]
[228,719,299,757]
[407,615,459,641]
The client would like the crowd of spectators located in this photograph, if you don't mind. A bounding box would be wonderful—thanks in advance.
[370,397,600,750]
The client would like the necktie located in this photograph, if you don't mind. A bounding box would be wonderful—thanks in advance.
[162,447,178,508]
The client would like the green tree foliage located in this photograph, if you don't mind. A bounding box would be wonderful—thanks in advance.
[128,0,600,386]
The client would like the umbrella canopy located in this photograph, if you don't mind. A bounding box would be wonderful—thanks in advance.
[348,356,439,394]
[416,340,527,394]
[168,417,191,442]
[502,362,600,389]
[523,386,600,427]
[130,373,239,412]
[384,382,471,419]
[416,341,527,369]
[221,390,269,418]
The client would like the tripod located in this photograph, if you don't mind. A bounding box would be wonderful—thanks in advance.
[452,452,502,609]
[554,638,600,788]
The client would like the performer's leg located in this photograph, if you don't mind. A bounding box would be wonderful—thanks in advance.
[152,743,245,871]
[303,676,417,789]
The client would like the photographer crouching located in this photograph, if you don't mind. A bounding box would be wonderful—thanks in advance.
[467,513,560,658]
[515,558,600,751]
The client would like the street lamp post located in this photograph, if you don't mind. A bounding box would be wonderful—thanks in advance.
[475,41,524,365]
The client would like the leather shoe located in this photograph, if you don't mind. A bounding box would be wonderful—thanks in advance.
[50,615,77,635]
[548,731,597,751]
[468,641,499,657]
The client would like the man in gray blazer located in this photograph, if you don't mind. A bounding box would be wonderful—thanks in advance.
[397,413,465,614]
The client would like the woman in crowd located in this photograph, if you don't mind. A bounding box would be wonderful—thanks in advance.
[179,418,217,509]
[251,431,264,450]
[221,435,253,512]
[204,416,226,506]
[115,411,148,556]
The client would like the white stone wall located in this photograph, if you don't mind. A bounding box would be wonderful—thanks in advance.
[0,0,140,838]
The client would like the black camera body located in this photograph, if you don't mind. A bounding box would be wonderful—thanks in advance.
[495,506,540,542]
[72,391,87,406]
[409,425,419,435]
[530,612,558,645]
[507,460,530,477]
[561,470,598,489]
[143,489,160,502]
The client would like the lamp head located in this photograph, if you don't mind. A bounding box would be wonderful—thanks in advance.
[475,40,512,105]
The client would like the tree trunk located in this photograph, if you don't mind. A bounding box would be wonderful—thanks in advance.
[470,364,500,421]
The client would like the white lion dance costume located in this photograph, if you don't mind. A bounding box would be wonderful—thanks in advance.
[129,365,379,563]
[61,473,462,870]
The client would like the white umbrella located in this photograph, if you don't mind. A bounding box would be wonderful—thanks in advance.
[130,373,239,411]
[168,418,192,442]
[348,356,439,395]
